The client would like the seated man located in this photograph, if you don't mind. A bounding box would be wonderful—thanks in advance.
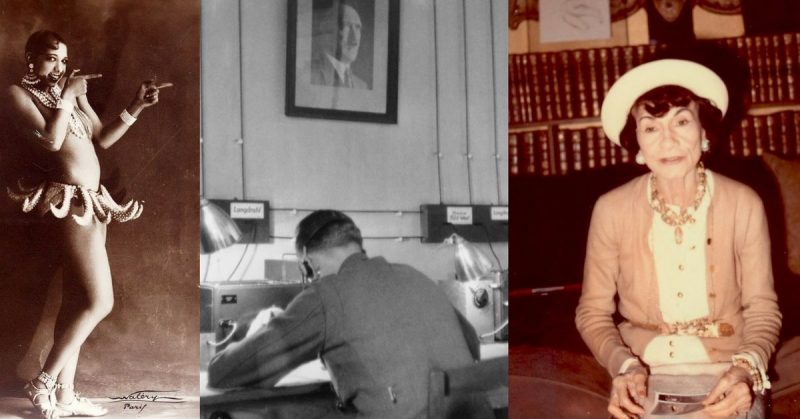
[208,210,484,418]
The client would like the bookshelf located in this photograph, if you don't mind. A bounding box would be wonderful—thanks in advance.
[510,33,800,176]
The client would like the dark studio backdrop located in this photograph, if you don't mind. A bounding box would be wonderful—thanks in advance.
[0,0,199,395]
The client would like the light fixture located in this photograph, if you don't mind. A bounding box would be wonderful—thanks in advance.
[448,233,496,282]
[444,233,508,342]
[200,198,242,254]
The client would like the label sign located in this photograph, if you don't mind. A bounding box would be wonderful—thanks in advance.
[446,206,473,225]
[230,202,265,219]
[491,206,509,221]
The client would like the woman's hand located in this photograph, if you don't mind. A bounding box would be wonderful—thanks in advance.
[609,363,648,419]
[702,365,753,417]
[133,80,173,109]
[62,69,102,100]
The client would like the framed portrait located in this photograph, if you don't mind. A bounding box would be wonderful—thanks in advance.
[286,0,399,123]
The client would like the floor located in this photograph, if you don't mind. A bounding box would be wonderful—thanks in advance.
[0,397,199,418]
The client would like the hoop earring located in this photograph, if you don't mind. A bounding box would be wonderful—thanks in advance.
[701,138,710,152]
[635,151,646,165]
[22,63,39,86]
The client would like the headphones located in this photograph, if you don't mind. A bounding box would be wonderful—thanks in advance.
[299,246,317,282]
[297,211,351,282]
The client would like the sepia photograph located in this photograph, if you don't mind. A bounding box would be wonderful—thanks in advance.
[0,0,200,418]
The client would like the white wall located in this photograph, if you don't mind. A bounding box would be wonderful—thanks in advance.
[201,0,508,282]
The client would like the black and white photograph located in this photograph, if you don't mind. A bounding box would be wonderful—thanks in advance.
[309,0,375,90]
[0,1,200,418]
[200,0,507,417]
[286,0,399,123]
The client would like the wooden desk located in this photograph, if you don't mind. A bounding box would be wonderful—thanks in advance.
[200,343,507,418]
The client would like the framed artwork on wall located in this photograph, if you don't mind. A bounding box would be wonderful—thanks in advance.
[286,0,399,123]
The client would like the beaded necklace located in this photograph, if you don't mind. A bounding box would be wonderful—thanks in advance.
[648,163,707,245]
[20,82,91,140]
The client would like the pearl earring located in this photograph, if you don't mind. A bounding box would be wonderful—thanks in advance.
[635,151,646,165]
[701,138,710,152]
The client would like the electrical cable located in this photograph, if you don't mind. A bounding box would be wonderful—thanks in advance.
[238,0,247,200]
[225,226,255,281]
[270,207,421,214]
[202,252,211,283]
[462,0,474,205]
[479,222,504,270]
[488,0,503,204]
[480,319,508,338]
[433,0,444,204]
[269,235,424,241]
[238,242,260,281]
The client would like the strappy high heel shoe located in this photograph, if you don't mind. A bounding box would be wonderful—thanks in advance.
[24,371,59,419]
[55,383,108,417]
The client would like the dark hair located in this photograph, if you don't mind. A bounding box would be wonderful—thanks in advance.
[25,30,66,58]
[295,210,363,254]
[618,85,723,154]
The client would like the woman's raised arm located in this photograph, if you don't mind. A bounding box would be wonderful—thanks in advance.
[91,80,172,149]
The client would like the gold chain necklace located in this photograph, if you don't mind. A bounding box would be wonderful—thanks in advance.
[649,163,707,245]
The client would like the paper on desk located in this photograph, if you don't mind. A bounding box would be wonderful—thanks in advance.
[275,359,331,387]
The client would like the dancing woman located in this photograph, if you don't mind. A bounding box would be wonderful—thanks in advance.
[6,30,170,418]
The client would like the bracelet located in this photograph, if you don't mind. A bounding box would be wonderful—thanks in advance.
[56,99,74,113]
[119,109,137,126]
[732,357,769,394]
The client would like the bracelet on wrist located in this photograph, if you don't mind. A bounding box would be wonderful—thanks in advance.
[732,358,767,394]
[119,109,137,126]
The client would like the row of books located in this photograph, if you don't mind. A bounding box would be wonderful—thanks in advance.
[719,33,800,106]
[509,126,633,176]
[509,43,665,125]
[510,111,800,177]
[509,33,800,126]
[729,111,800,158]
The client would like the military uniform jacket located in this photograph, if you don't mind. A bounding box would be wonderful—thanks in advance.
[208,253,481,418]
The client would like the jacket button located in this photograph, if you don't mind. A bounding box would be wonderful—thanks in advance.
[669,352,675,358]
[677,292,684,298]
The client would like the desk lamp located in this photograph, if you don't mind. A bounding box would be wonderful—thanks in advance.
[445,234,508,341]
[200,198,242,254]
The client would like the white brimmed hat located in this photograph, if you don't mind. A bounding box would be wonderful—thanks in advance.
[600,59,729,146]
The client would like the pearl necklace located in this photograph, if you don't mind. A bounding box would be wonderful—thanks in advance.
[649,163,707,245]
[20,83,90,140]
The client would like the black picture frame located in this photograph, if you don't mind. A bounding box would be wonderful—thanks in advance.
[286,0,399,123]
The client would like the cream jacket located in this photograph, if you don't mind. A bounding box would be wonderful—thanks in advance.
[575,172,782,376]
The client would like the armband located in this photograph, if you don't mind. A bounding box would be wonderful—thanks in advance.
[120,109,137,126]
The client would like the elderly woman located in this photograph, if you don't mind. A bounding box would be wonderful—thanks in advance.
[575,59,781,418]
[6,30,169,418]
